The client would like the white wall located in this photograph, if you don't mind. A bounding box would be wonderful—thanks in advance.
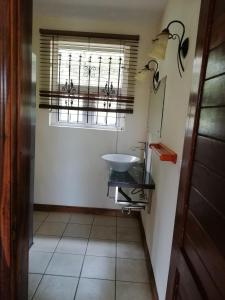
[33,13,159,208]
[142,0,201,299]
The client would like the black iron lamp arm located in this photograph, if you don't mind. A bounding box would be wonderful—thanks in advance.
[146,60,160,93]
[169,32,184,75]
[176,34,184,76]
[145,59,159,72]
[166,20,188,77]
[166,20,185,43]
[137,59,160,93]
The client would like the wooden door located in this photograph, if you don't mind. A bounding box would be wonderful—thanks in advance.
[0,0,33,299]
[166,0,225,299]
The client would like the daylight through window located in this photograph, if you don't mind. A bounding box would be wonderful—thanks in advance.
[39,30,139,130]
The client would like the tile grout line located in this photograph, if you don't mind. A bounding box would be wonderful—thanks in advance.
[32,235,141,246]
[31,213,71,300]
[30,215,48,300]
[33,212,49,235]
[52,252,146,261]
[115,216,118,300]
[73,214,95,300]
[29,272,149,284]
[33,222,43,235]
[30,272,44,299]
[31,212,148,299]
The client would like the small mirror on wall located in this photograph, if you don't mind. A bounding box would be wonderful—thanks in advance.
[147,76,167,140]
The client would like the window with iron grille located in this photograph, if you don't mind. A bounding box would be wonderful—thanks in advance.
[39,29,139,130]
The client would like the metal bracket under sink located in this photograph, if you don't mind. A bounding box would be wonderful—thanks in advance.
[113,186,153,214]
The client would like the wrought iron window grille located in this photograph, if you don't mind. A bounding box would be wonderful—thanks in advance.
[39,29,139,128]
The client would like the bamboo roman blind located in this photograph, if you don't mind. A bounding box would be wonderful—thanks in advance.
[39,29,139,119]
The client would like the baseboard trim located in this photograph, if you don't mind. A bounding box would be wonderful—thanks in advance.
[139,215,159,300]
[34,203,139,217]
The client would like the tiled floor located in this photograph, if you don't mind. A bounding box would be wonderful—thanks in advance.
[29,211,152,300]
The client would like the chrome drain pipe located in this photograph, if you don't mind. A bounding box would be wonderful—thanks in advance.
[122,205,145,215]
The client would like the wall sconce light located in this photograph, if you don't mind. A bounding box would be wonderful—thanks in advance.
[136,59,160,93]
[149,20,189,77]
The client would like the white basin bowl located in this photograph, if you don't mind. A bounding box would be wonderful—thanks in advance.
[102,154,140,172]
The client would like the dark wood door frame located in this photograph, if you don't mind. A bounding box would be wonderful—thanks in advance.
[0,0,33,299]
[166,0,225,298]
[0,1,18,298]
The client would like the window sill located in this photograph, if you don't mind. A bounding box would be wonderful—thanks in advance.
[49,122,124,132]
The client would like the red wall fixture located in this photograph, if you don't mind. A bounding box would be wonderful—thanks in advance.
[149,143,177,164]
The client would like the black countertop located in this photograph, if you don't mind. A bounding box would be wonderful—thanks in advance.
[108,163,155,189]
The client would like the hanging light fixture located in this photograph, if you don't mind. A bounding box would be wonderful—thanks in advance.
[136,59,160,93]
[149,30,169,60]
[149,20,189,77]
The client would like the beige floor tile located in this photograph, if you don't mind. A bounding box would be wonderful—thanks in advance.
[116,258,149,283]
[56,237,88,255]
[117,227,141,242]
[93,216,116,227]
[33,275,78,300]
[33,211,48,223]
[86,239,116,257]
[36,222,66,236]
[46,253,84,277]
[28,273,42,300]
[29,211,150,300]
[33,222,41,234]
[90,226,116,240]
[46,212,71,223]
[29,251,52,274]
[70,213,94,225]
[75,278,115,300]
[117,241,145,259]
[81,256,115,280]
[63,223,91,238]
[31,236,60,252]
[116,281,152,300]
[117,217,139,228]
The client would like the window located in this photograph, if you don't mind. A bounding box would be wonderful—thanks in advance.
[39,30,139,130]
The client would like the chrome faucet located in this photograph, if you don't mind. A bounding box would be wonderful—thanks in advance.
[137,141,148,170]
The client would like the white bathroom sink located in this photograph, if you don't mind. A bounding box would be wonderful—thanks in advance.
[102,154,140,172]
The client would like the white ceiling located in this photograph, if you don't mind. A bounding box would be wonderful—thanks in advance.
[34,0,168,21]
[34,0,166,11]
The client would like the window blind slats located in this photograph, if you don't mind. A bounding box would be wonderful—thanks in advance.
[39,29,139,115]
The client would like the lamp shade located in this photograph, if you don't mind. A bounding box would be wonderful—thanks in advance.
[135,69,149,81]
[149,29,169,60]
